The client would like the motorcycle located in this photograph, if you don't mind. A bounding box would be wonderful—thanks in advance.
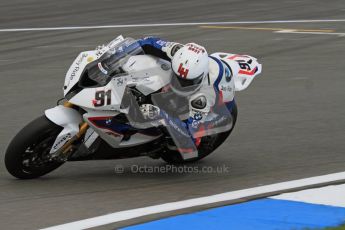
[5,35,262,179]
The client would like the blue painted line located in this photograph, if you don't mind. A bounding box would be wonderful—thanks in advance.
[121,198,345,230]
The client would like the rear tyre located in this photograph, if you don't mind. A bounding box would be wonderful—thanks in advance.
[5,116,65,179]
[161,102,238,164]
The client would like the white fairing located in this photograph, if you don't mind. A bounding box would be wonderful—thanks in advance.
[124,55,172,95]
[82,111,123,148]
[45,105,82,153]
[68,54,171,148]
[63,51,94,96]
[83,110,162,148]
[212,52,262,91]
[69,76,128,111]
[63,35,125,96]
[68,55,172,110]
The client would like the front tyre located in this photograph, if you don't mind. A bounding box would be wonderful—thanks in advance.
[5,116,65,179]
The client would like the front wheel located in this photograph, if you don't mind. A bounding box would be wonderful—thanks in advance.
[5,116,65,179]
[161,102,238,164]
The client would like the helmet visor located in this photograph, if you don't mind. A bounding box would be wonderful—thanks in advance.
[170,72,205,95]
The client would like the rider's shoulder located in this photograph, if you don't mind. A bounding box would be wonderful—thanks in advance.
[207,54,230,85]
[207,57,221,85]
[207,53,239,85]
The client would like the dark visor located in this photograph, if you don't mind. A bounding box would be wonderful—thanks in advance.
[170,72,204,93]
[173,72,204,86]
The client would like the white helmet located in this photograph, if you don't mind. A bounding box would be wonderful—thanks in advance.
[170,43,209,95]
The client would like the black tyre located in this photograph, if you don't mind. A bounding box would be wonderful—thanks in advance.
[5,116,65,179]
[161,102,238,164]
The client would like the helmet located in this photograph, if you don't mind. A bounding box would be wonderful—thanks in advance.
[170,43,209,95]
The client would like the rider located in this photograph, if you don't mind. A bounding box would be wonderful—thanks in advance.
[136,37,236,156]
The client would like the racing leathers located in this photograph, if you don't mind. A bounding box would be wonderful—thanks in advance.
[137,37,237,158]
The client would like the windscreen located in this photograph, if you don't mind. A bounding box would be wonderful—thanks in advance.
[87,38,144,86]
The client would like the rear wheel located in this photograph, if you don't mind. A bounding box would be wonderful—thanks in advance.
[5,116,65,179]
[161,102,238,164]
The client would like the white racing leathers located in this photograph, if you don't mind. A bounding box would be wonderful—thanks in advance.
[136,37,259,159]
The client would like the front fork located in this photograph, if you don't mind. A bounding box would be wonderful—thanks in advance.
[45,101,89,160]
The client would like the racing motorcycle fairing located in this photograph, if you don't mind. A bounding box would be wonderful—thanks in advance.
[67,56,172,111]
[45,105,83,153]
[49,36,175,154]
[83,111,162,148]
[123,55,172,96]
[63,35,127,97]
[68,75,129,111]
[211,52,262,91]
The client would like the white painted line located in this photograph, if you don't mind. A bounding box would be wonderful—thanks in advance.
[1,19,345,32]
[34,45,93,49]
[41,171,345,230]
[272,184,345,208]
[275,30,345,36]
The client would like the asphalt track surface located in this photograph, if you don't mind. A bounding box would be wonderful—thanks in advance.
[0,0,345,229]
